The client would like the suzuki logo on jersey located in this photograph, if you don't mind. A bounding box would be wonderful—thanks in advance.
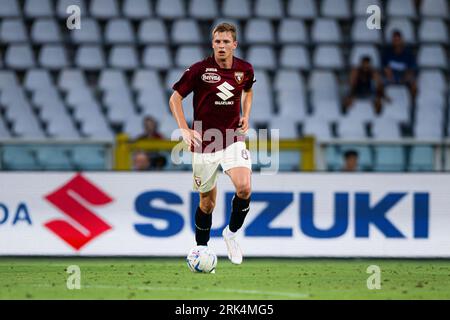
[44,174,113,251]
[216,81,235,105]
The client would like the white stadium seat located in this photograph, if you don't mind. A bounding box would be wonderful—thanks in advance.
[372,118,401,141]
[222,0,251,19]
[123,0,152,19]
[171,19,202,44]
[31,19,62,43]
[245,19,275,44]
[387,0,416,18]
[143,46,172,69]
[156,0,185,19]
[246,46,277,70]
[138,19,169,44]
[418,70,447,94]
[313,45,344,70]
[75,45,106,70]
[175,46,204,68]
[350,45,381,68]
[279,45,310,70]
[311,19,343,43]
[0,71,19,89]
[24,0,54,17]
[99,69,127,91]
[90,0,119,19]
[109,46,139,70]
[57,0,87,18]
[0,0,21,17]
[418,45,448,69]
[0,19,28,43]
[39,45,69,70]
[338,116,367,139]
[269,117,299,139]
[274,70,305,91]
[288,0,317,19]
[70,19,101,43]
[255,0,284,19]
[354,0,382,17]
[132,70,161,91]
[24,69,54,91]
[58,69,87,91]
[277,90,307,121]
[419,19,449,43]
[420,0,449,18]
[5,44,36,70]
[278,19,308,44]
[303,117,332,141]
[308,70,338,94]
[105,19,135,44]
[321,0,351,19]
[189,0,218,19]
[351,18,382,44]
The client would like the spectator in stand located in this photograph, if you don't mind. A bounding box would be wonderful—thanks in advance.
[344,56,386,114]
[134,116,167,170]
[133,151,151,171]
[382,30,417,98]
[342,150,359,172]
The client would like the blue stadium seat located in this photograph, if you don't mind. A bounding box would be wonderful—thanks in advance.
[2,147,40,170]
[374,146,406,171]
[409,146,434,171]
[36,147,73,170]
[72,146,108,171]
[123,0,152,19]
[0,19,28,43]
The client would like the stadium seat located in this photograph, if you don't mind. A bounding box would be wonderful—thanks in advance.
[417,45,448,69]
[338,116,367,139]
[103,90,137,125]
[143,46,172,69]
[171,19,202,44]
[313,45,344,70]
[36,147,73,170]
[189,0,218,19]
[156,0,185,19]
[374,146,406,171]
[246,46,277,70]
[24,0,54,17]
[351,18,382,44]
[418,70,447,94]
[387,0,416,18]
[0,71,18,89]
[385,19,415,43]
[39,45,69,70]
[244,19,275,44]
[31,19,62,43]
[276,91,307,121]
[350,45,381,68]
[75,45,106,70]
[302,117,332,140]
[279,45,310,70]
[165,69,185,91]
[58,69,87,91]
[137,89,170,120]
[132,70,161,91]
[0,0,21,17]
[11,111,45,139]
[310,97,340,122]
[24,69,54,91]
[278,19,308,44]
[175,46,204,68]
[380,86,411,122]
[274,69,305,92]
[420,0,449,18]
[418,19,449,43]
[90,0,119,19]
[255,0,284,19]
[72,146,108,170]
[311,18,342,44]
[109,45,139,70]
[321,0,351,19]
[98,69,127,90]
[353,0,382,16]
[372,118,402,141]
[5,44,36,70]
[414,117,443,140]
[346,99,377,123]
[138,19,169,44]
[57,0,87,18]
[105,19,135,44]
[0,19,28,43]
[2,147,40,170]
[70,18,101,43]
[0,117,11,138]
[409,146,434,171]
[222,0,251,19]
[123,0,152,19]
[288,0,317,19]
[269,116,299,139]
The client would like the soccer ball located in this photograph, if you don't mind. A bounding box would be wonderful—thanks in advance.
[186,246,217,273]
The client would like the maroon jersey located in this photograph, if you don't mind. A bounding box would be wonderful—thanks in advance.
[172,55,255,153]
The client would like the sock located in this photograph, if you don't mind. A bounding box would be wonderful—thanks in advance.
[195,207,212,246]
[229,193,250,233]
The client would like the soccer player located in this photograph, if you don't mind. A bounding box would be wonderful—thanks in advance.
[169,23,255,265]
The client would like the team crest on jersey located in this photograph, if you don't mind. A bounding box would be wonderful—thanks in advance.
[234,72,244,84]
[202,73,221,83]
[194,176,202,187]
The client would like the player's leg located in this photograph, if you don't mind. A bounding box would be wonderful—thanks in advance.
[195,187,217,246]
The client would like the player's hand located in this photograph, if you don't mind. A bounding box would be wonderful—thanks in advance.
[238,117,249,135]
[181,128,202,148]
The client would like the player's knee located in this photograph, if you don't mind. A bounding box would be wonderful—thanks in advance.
[200,199,215,214]
[236,183,251,199]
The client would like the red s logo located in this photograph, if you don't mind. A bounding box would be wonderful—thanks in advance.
[44,174,113,251]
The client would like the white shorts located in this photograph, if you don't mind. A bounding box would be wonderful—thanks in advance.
[192,141,252,193]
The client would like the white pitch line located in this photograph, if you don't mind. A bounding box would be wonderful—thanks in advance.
[31,284,309,299]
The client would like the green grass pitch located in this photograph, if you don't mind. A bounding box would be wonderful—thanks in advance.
[1,258,450,299]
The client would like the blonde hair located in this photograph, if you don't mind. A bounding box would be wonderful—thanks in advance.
[212,22,237,41]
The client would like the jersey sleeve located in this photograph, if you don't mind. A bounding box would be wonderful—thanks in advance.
[172,67,197,97]
[243,65,256,91]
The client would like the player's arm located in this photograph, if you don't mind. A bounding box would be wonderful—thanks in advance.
[169,91,201,147]
[239,88,253,133]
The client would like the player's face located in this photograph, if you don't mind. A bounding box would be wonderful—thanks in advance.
[212,32,237,60]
